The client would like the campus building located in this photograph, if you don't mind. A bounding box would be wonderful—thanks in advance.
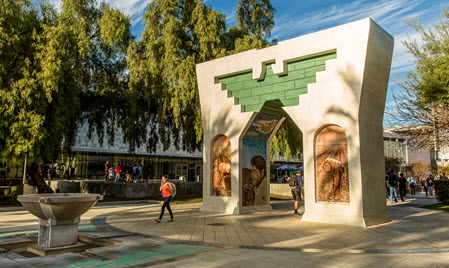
[0,128,438,183]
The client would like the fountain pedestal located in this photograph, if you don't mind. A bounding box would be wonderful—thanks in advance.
[18,193,103,255]
[38,217,80,247]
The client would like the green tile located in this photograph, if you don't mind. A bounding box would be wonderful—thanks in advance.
[218,76,236,84]
[285,69,305,81]
[280,98,299,106]
[285,88,307,99]
[235,72,253,82]
[315,53,337,65]
[243,79,258,88]
[273,81,295,92]
[291,59,316,70]
[225,81,244,90]
[243,103,263,112]
[251,84,273,95]
[216,52,336,112]
[230,89,251,98]
[295,77,316,88]
[304,65,326,77]
[238,95,261,106]
[261,92,285,102]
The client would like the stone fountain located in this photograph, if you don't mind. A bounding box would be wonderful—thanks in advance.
[18,193,102,255]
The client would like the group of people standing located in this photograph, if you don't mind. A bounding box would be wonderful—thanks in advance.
[385,170,447,202]
[104,161,144,183]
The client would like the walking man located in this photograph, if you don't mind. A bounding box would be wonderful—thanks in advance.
[104,161,109,181]
[398,173,407,201]
[387,170,398,202]
[289,170,304,216]
[426,174,434,197]
[409,176,416,195]
[115,165,121,182]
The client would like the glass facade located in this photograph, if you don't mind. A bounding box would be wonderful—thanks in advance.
[1,152,202,183]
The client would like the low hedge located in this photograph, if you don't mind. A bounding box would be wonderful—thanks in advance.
[434,180,449,204]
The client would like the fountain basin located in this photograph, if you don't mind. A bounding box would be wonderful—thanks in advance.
[18,193,103,248]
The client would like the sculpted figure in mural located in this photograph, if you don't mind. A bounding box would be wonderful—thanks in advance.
[242,155,267,206]
[316,126,349,203]
[211,136,231,196]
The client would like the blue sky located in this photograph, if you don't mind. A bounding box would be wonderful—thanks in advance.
[49,0,447,118]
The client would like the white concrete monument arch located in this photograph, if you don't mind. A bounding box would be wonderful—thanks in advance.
[196,18,394,227]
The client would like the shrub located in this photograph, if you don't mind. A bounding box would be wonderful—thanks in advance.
[434,180,449,204]
[0,195,21,206]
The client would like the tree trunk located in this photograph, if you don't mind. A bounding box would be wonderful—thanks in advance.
[27,163,53,193]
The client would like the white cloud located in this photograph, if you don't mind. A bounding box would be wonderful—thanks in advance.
[272,0,442,87]
[44,0,150,26]
[103,0,150,26]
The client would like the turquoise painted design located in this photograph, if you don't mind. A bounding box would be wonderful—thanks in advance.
[0,225,97,238]
[218,52,337,112]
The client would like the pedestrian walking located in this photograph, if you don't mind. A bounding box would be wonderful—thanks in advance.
[288,170,304,215]
[398,173,407,201]
[104,161,109,181]
[115,165,122,182]
[108,166,115,181]
[426,174,434,197]
[422,178,428,197]
[409,176,416,195]
[155,175,174,223]
[387,170,398,202]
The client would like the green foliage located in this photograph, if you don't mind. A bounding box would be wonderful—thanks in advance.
[127,0,227,152]
[270,117,302,161]
[402,5,449,106]
[0,195,21,206]
[236,0,276,41]
[1,0,301,166]
[0,0,132,165]
[434,180,449,204]
[0,185,21,205]
[384,156,404,173]
[422,203,449,212]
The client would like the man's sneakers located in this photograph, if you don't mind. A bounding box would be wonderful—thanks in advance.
[293,211,301,216]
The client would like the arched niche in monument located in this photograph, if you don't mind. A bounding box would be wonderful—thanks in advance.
[211,135,231,196]
[315,125,349,203]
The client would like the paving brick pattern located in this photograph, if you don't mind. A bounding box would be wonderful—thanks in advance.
[106,194,449,252]
[3,193,449,267]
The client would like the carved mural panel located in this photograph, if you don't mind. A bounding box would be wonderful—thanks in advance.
[211,135,231,196]
[315,125,349,203]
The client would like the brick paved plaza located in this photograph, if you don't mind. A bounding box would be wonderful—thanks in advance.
[2,193,449,267]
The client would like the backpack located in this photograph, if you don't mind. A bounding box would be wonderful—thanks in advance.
[288,176,298,189]
[388,175,396,187]
[169,182,177,198]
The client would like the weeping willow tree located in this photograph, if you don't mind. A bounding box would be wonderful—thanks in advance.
[1,0,301,192]
[125,0,288,153]
[0,0,132,192]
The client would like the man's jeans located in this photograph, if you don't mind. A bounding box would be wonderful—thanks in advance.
[389,186,398,201]
[115,174,121,182]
